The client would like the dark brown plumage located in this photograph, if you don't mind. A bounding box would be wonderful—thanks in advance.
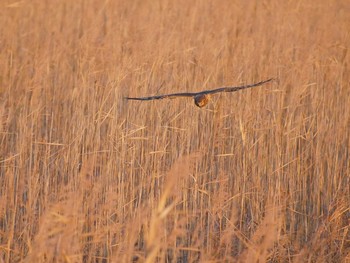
[125,78,274,108]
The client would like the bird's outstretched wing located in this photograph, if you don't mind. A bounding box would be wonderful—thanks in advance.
[199,78,274,95]
[125,92,197,101]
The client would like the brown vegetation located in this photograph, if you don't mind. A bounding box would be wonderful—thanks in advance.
[0,0,349,262]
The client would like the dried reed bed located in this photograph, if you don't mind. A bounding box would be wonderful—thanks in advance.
[0,0,349,262]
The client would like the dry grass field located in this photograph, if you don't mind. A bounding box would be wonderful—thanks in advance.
[1,0,349,262]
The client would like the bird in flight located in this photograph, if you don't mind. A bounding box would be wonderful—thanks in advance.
[125,78,274,108]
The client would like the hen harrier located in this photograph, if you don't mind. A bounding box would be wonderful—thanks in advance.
[125,78,274,108]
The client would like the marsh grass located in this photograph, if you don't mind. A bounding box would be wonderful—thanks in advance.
[0,0,349,262]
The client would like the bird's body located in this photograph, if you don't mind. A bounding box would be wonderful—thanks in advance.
[125,78,274,108]
[194,94,211,108]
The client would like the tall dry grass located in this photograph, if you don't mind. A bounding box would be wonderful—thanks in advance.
[0,0,349,262]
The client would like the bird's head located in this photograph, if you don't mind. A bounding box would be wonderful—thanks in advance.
[194,94,210,108]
